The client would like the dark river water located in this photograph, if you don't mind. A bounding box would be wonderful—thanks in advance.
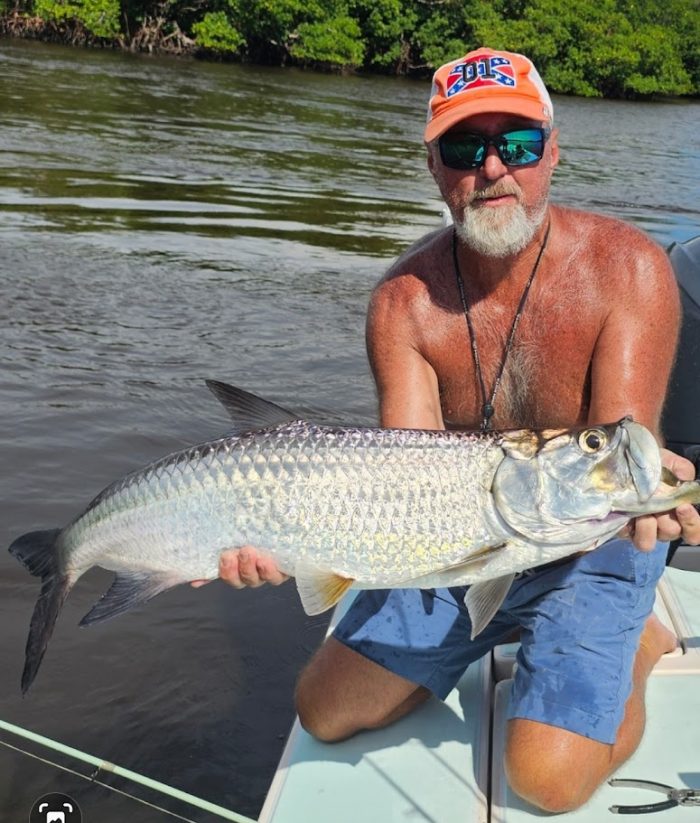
[1,38,699,822]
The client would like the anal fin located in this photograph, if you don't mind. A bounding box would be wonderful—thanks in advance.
[294,560,354,615]
[464,573,515,639]
[80,571,183,626]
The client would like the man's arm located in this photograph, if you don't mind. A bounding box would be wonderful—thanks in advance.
[366,276,444,429]
[587,238,679,435]
[587,233,700,549]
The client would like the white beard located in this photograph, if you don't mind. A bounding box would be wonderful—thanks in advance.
[454,188,548,258]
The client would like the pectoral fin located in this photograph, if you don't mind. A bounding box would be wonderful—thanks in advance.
[394,543,509,589]
[295,561,354,615]
[464,574,515,640]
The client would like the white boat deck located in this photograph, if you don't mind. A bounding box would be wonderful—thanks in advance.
[260,658,491,823]
[261,567,700,822]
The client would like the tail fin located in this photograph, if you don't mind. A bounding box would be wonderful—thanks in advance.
[9,529,73,694]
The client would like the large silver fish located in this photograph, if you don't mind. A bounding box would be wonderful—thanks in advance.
[10,381,700,692]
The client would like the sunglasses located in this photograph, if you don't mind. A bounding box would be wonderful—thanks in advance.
[438,127,551,170]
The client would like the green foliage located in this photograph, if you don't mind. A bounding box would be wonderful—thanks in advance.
[290,15,365,68]
[6,0,700,97]
[34,0,120,37]
[1,0,33,12]
[233,0,335,62]
[531,0,695,98]
[460,0,522,50]
[348,0,418,71]
[434,0,699,98]
[621,25,693,96]
[77,0,119,36]
[192,10,245,53]
[413,7,468,70]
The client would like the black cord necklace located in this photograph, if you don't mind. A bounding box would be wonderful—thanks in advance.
[452,221,551,431]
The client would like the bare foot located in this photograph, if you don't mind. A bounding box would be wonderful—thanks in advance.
[639,612,678,663]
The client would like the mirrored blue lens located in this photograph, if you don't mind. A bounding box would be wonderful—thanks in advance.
[439,128,548,170]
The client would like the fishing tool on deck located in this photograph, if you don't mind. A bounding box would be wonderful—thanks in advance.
[608,778,700,814]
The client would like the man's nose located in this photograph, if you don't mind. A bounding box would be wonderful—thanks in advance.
[481,144,508,179]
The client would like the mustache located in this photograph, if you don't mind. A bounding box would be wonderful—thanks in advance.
[467,183,523,205]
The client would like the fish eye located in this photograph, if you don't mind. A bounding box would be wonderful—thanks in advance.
[579,428,607,453]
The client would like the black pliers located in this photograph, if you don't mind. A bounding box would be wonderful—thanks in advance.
[609,778,700,814]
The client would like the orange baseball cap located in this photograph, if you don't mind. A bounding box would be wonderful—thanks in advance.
[425,48,553,143]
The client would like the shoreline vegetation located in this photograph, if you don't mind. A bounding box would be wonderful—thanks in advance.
[1,0,698,99]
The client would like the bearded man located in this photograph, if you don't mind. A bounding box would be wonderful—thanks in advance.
[210,49,700,811]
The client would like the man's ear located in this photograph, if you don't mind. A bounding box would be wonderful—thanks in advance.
[549,127,560,170]
[426,144,438,179]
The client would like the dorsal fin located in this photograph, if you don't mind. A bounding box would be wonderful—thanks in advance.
[206,380,299,433]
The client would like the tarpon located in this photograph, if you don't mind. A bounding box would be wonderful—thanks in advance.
[10,381,700,693]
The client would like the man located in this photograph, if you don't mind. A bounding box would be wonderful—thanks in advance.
[210,48,700,812]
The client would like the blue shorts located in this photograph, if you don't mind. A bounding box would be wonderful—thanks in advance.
[333,538,668,744]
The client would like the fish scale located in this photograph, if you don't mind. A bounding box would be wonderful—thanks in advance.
[227,423,493,576]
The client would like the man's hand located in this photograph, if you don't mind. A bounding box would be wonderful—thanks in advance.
[625,448,700,551]
[190,547,289,589]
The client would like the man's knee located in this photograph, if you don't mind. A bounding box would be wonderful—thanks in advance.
[294,638,389,742]
[296,697,349,743]
[295,642,358,742]
[295,663,356,742]
[295,637,429,743]
[506,757,594,813]
[505,719,612,813]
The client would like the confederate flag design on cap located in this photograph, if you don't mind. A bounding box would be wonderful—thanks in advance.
[446,55,516,97]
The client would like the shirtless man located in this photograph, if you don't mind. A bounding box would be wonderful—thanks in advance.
[208,49,700,812]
